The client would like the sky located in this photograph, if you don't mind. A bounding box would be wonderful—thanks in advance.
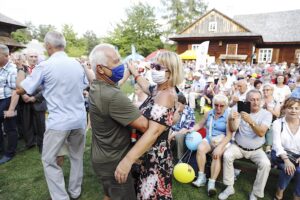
[1,0,300,37]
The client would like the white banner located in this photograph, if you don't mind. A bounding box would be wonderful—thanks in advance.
[196,41,210,69]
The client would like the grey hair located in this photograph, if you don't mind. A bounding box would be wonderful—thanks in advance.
[0,44,9,54]
[44,31,66,48]
[26,48,39,56]
[212,94,229,108]
[89,43,120,73]
[262,83,274,90]
[246,89,262,101]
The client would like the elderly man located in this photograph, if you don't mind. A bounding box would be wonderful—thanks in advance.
[17,31,87,200]
[88,43,148,200]
[0,44,19,164]
[229,79,248,107]
[17,49,46,152]
[218,90,272,200]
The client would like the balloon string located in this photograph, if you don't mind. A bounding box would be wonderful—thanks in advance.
[178,150,190,163]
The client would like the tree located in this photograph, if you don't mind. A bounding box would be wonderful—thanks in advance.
[35,24,56,42]
[161,0,207,34]
[105,2,163,57]
[82,30,99,54]
[62,24,86,57]
[11,28,32,44]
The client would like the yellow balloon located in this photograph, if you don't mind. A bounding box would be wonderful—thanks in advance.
[173,163,195,183]
[203,105,212,113]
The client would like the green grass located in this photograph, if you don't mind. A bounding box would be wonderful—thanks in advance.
[0,82,295,199]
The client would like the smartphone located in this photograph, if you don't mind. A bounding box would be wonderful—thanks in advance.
[237,101,251,113]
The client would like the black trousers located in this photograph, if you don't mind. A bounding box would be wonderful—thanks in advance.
[21,103,45,148]
[0,97,18,157]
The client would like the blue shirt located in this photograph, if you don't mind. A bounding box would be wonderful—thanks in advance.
[172,105,195,131]
[21,51,87,131]
[0,62,17,99]
[205,109,228,140]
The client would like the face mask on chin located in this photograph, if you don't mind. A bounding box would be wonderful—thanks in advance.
[151,70,167,84]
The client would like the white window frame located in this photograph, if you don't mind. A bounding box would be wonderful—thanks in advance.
[258,48,273,63]
[226,44,238,55]
[208,21,217,32]
[192,44,201,51]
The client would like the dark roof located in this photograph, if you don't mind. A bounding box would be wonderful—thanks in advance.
[0,36,25,48]
[0,12,26,29]
[234,9,300,43]
[171,32,261,39]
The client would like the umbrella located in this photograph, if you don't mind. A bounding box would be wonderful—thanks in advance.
[144,49,167,61]
[179,50,197,60]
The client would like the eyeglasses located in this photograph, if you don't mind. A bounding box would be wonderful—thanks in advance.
[262,89,271,91]
[150,63,169,71]
[214,104,225,108]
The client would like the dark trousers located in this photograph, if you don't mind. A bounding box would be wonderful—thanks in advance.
[21,103,45,148]
[0,97,18,157]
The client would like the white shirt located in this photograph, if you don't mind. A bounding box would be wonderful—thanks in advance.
[273,85,291,104]
[272,117,300,156]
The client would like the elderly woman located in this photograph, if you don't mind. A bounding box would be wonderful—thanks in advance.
[115,51,184,200]
[273,74,291,104]
[262,83,281,152]
[272,97,300,200]
[188,94,233,197]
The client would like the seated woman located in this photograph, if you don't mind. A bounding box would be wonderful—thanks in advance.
[272,97,300,200]
[188,94,233,197]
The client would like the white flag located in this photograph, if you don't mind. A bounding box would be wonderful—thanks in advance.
[196,41,210,69]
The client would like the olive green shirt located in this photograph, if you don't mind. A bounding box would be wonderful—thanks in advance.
[89,80,141,163]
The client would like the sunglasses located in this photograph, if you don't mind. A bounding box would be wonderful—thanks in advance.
[214,104,225,108]
[150,63,169,71]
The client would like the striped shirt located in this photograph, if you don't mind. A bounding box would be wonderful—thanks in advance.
[0,62,17,99]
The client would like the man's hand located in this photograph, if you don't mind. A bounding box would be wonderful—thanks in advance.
[240,111,254,125]
[230,111,239,120]
[29,96,36,103]
[4,110,16,118]
[114,157,133,184]
[232,96,239,103]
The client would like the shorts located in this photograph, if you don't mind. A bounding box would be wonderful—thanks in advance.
[92,161,136,200]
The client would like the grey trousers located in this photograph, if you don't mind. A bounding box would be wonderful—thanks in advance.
[42,129,86,200]
[222,143,271,198]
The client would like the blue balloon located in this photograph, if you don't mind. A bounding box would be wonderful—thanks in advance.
[185,131,202,151]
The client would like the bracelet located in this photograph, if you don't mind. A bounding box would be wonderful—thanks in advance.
[134,74,141,82]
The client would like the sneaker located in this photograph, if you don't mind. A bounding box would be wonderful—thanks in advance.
[218,186,235,200]
[207,179,217,197]
[0,155,12,164]
[249,192,257,200]
[192,173,207,187]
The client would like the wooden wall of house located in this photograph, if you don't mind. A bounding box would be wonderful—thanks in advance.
[177,40,253,63]
[256,44,300,64]
[182,10,248,35]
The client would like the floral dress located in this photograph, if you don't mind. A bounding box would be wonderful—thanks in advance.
[136,85,175,200]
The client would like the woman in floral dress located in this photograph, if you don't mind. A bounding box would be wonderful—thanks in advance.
[114,51,184,200]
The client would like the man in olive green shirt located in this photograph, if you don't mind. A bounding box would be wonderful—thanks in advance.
[89,44,148,200]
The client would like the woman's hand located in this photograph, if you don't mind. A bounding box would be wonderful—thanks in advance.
[127,62,138,76]
[284,159,296,176]
[296,157,300,167]
[212,145,223,160]
[114,157,133,184]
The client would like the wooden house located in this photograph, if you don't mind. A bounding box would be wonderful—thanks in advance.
[170,9,300,64]
[0,12,26,51]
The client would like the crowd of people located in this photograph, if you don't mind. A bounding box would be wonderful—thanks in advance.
[0,30,299,200]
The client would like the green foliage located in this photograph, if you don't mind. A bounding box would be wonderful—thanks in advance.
[105,2,163,57]
[161,0,207,34]
[82,30,100,55]
[11,28,32,44]
[62,24,86,57]
[34,24,56,42]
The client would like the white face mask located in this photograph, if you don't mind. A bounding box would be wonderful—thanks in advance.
[151,70,167,84]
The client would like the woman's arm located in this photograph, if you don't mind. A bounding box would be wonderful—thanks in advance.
[128,64,151,95]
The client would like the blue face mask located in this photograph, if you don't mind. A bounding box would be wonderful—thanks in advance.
[108,64,125,83]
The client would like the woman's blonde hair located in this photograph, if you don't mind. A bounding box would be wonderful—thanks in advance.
[155,51,184,87]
